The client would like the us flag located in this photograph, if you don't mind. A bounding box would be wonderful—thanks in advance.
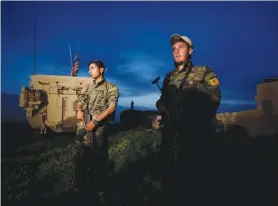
[71,52,80,76]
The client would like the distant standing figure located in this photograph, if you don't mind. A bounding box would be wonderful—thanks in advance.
[131,100,134,109]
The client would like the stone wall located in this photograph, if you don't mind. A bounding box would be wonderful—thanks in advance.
[216,79,278,137]
[120,109,158,129]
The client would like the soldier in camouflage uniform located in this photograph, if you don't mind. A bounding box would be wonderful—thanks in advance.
[75,60,119,204]
[156,34,221,201]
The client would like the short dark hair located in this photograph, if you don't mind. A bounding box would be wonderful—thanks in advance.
[88,60,105,69]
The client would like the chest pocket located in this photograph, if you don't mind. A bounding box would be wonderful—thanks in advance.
[188,67,206,87]
[94,90,105,105]
[186,73,196,85]
[194,72,204,81]
[95,84,109,106]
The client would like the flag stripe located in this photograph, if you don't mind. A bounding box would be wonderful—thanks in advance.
[71,52,80,76]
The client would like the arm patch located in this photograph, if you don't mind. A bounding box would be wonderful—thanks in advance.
[208,77,220,87]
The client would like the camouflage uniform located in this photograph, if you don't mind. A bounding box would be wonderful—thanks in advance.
[156,59,221,199]
[77,78,119,126]
[156,59,221,115]
[75,78,119,202]
[157,58,221,138]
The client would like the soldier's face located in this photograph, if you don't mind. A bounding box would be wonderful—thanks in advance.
[172,41,193,64]
[88,63,103,79]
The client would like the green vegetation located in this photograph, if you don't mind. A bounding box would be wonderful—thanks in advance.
[108,128,161,173]
[3,121,277,206]
[2,125,161,206]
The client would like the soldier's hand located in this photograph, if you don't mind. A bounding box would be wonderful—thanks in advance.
[76,110,84,120]
[85,121,95,132]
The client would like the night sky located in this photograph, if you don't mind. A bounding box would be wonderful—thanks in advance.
[2,1,278,112]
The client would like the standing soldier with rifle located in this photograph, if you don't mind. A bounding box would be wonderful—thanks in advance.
[155,34,221,202]
[75,60,119,205]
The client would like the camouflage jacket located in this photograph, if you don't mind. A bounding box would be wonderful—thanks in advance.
[156,59,221,114]
[77,79,119,121]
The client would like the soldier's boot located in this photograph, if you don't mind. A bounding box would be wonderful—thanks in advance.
[43,127,47,135]
[98,192,108,205]
[40,128,44,135]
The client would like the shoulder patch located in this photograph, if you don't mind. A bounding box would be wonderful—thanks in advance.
[208,77,220,87]
[204,72,216,81]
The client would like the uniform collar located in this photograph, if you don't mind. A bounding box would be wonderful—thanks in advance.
[174,59,194,73]
[92,78,105,87]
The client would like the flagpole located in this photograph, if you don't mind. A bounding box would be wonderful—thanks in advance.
[33,20,36,75]
[77,44,80,76]
[69,44,73,76]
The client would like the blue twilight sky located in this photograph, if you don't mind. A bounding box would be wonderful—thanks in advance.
[2,1,278,112]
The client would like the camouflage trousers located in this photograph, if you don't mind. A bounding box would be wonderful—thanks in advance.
[75,122,110,204]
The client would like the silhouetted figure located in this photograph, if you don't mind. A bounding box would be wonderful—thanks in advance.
[131,100,134,110]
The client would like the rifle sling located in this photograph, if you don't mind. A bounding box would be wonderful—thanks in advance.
[178,66,194,91]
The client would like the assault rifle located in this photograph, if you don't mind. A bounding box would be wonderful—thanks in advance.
[152,76,181,121]
[76,113,92,142]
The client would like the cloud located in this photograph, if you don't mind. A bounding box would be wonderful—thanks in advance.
[116,52,168,81]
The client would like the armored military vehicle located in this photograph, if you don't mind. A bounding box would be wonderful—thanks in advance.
[19,75,92,134]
